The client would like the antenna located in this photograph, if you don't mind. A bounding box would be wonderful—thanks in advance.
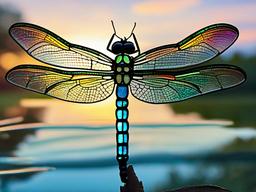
[111,20,121,39]
[128,22,136,39]
[111,20,116,34]
[131,22,136,34]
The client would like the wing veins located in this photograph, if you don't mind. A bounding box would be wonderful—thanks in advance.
[134,24,238,70]
[175,79,202,93]
[167,82,181,98]
[10,23,113,70]
[27,41,46,53]
[31,45,109,66]
[66,83,78,99]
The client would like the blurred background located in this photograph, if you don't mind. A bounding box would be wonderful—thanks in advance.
[0,0,255,192]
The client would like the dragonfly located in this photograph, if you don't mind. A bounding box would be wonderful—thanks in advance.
[6,21,246,183]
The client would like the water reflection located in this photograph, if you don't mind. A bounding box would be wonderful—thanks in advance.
[0,117,23,127]
[0,167,54,192]
[2,123,255,164]
[19,98,233,125]
[0,115,255,191]
[0,167,53,175]
[0,117,35,156]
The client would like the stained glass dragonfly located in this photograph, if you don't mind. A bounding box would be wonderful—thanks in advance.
[6,22,246,183]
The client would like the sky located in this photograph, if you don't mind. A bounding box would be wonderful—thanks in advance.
[0,0,256,56]
[0,0,255,124]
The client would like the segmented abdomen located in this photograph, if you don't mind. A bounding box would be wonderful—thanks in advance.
[115,85,129,182]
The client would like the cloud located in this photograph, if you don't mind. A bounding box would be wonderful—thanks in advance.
[238,28,256,45]
[132,0,200,16]
[204,3,256,24]
[132,1,256,52]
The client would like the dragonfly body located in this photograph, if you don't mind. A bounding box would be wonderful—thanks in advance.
[6,22,246,184]
[112,39,135,181]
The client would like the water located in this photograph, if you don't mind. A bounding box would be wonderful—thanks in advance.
[0,117,255,192]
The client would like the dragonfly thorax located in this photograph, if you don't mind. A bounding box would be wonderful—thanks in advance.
[114,54,133,85]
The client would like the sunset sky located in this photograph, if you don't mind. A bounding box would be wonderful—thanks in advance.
[1,0,256,56]
[0,0,255,124]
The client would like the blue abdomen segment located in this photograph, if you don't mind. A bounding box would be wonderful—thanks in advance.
[117,85,128,98]
[116,85,129,160]
[116,85,129,182]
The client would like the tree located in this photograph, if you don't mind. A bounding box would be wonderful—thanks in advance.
[0,4,22,53]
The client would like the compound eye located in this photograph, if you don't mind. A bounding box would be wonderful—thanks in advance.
[112,42,123,54]
[124,42,135,54]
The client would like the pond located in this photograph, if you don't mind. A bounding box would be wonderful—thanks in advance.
[0,97,256,192]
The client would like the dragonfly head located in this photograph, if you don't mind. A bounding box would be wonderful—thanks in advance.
[111,39,135,54]
[108,21,139,55]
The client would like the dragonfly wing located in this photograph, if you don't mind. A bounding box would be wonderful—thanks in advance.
[6,65,115,103]
[9,23,112,70]
[130,65,245,104]
[134,24,238,70]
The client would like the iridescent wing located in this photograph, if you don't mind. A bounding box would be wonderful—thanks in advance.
[130,65,245,104]
[9,23,112,71]
[134,24,238,70]
[6,65,115,103]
